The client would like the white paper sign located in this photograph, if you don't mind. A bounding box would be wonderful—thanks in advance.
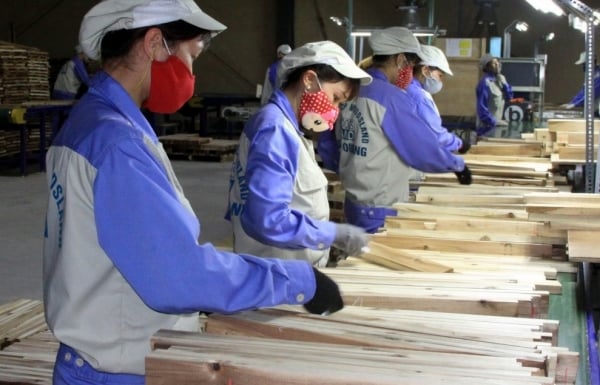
[445,38,473,58]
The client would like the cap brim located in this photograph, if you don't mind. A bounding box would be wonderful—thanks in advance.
[183,11,227,34]
[333,63,372,85]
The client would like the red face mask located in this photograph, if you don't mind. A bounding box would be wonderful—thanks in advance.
[299,78,339,132]
[143,55,195,114]
[396,64,414,90]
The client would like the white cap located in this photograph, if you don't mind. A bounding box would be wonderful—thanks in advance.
[277,44,292,56]
[575,51,586,65]
[419,45,453,76]
[80,0,227,60]
[479,53,496,70]
[368,27,421,56]
[277,40,372,87]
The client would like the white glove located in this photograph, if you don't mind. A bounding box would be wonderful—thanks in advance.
[560,103,575,109]
[496,119,509,127]
[333,223,369,257]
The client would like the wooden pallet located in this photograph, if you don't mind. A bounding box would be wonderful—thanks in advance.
[160,134,238,162]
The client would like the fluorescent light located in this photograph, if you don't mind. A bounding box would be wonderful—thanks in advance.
[524,0,564,16]
[350,31,372,37]
[515,21,529,31]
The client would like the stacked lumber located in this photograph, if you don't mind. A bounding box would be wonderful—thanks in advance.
[147,326,567,385]
[325,266,551,318]
[0,330,56,385]
[468,137,544,157]
[159,134,238,161]
[323,169,346,223]
[0,41,49,104]
[0,299,47,350]
[544,119,600,164]
[421,152,557,187]
[0,130,20,156]
[201,307,577,385]
[523,192,600,262]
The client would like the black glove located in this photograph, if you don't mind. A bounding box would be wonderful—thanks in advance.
[454,165,472,185]
[333,223,369,256]
[304,268,344,315]
[457,141,471,154]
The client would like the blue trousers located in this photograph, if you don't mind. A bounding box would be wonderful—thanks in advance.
[53,344,143,385]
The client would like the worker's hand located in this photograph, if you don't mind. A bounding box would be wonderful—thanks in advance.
[496,119,509,127]
[454,165,473,185]
[560,103,575,109]
[457,141,471,154]
[333,223,369,257]
[497,73,508,85]
[303,268,344,315]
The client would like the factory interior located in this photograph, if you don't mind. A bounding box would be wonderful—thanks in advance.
[2,0,600,384]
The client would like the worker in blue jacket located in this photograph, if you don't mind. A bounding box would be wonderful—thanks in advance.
[561,51,600,113]
[260,43,292,105]
[44,2,344,384]
[52,45,91,100]
[227,41,372,267]
[406,45,468,154]
[476,54,513,137]
[319,27,471,233]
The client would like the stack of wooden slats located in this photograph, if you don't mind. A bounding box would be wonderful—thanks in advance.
[0,299,47,350]
[144,305,577,385]
[523,192,600,262]
[159,134,239,161]
[421,151,558,187]
[0,299,53,384]
[0,41,49,104]
[540,119,600,164]
[0,330,56,385]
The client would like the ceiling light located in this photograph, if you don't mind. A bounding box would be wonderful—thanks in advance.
[524,0,565,16]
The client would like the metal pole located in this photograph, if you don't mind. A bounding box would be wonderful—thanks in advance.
[584,14,596,192]
[502,31,511,58]
[347,0,354,57]
[427,0,435,44]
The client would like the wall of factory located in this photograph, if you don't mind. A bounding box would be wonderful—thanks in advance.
[0,0,599,105]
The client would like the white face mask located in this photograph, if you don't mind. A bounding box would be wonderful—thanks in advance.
[423,75,443,95]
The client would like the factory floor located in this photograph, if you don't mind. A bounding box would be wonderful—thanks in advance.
[0,160,232,305]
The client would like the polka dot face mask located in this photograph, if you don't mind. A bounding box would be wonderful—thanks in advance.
[299,77,339,132]
[396,64,414,90]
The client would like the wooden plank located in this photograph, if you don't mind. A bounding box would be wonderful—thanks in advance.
[392,202,529,220]
[547,118,600,133]
[468,143,543,157]
[414,192,525,206]
[424,173,548,187]
[147,329,555,385]
[567,230,600,262]
[383,227,563,246]
[0,330,57,385]
[384,217,566,241]
[361,241,453,273]
[371,232,554,258]
[205,308,552,358]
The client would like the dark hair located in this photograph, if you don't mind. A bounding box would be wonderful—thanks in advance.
[282,64,362,100]
[101,20,210,61]
[413,64,439,76]
[373,52,420,67]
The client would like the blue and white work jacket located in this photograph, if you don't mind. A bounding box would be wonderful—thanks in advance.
[227,89,335,267]
[44,71,315,377]
[318,68,464,231]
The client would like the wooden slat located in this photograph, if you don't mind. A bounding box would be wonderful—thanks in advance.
[567,230,600,262]
[147,329,555,385]
[361,241,453,272]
